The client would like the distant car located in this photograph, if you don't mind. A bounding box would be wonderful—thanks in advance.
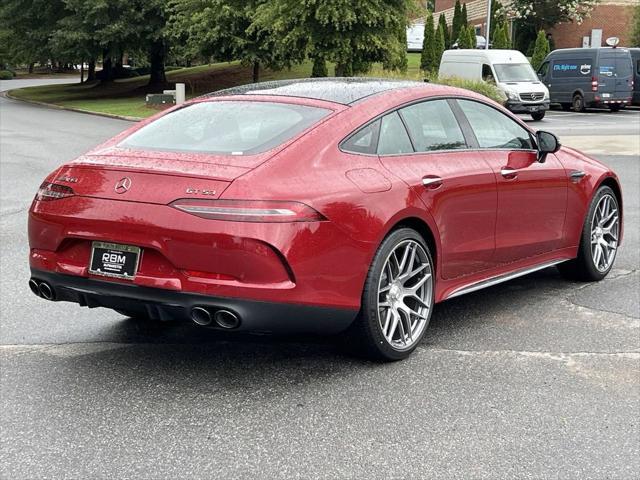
[439,49,550,120]
[537,47,634,112]
[28,78,623,361]
[451,35,489,49]
[407,22,425,52]
[629,48,640,106]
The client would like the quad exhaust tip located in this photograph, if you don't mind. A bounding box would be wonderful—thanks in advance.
[28,279,40,296]
[190,307,240,329]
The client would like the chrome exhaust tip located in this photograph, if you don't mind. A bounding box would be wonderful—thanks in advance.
[214,310,240,329]
[191,307,213,326]
[29,279,40,297]
[38,282,55,301]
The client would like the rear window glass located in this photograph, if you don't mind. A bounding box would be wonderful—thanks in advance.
[119,101,330,155]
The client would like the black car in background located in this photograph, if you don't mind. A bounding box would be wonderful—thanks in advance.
[537,47,633,112]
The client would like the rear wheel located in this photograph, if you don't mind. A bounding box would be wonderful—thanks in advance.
[346,228,435,361]
[558,186,619,281]
[560,103,572,111]
[572,93,585,112]
[531,111,546,121]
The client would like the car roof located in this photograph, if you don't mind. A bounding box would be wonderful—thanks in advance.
[442,49,528,63]
[548,47,630,55]
[203,78,424,105]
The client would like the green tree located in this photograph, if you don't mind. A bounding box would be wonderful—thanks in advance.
[531,30,550,70]
[0,0,66,71]
[492,21,511,49]
[438,13,450,49]
[420,11,436,72]
[169,0,285,83]
[253,0,421,78]
[461,2,468,27]
[433,22,445,68]
[458,25,475,49]
[451,0,463,46]
[631,4,640,47]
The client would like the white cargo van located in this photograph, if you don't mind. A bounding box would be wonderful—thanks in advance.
[439,49,550,120]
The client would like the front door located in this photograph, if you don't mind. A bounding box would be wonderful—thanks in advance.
[377,99,497,279]
[454,99,568,264]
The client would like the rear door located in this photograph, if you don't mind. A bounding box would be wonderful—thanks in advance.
[453,99,568,264]
[377,99,497,279]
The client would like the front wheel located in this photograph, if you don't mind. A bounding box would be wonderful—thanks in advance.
[346,228,435,361]
[531,111,546,121]
[572,93,585,112]
[558,186,620,281]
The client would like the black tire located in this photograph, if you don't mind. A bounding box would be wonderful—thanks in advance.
[609,104,622,112]
[531,111,546,121]
[572,93,585,112]
[345,228,435,361]
[560,103,572,111]
[558,186,619,282]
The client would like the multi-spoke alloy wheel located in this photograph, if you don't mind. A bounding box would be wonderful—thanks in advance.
[348,228,435,361]
[590,193,619,272]
[558,186,621,282]
[377,240,432,351]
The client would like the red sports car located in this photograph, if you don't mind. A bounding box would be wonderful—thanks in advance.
[28,79,623,360]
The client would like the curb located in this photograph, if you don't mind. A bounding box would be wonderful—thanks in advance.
[2,90,142,122]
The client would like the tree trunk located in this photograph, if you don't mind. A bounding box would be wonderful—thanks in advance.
[101,50,114,82]
[311,57,328,77]
[252,61,260,83]
[28,63,34,74]
[147,39,167,88]
[80,61,84,84]
[87,59,96,82]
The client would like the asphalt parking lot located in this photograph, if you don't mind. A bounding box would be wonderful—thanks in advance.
[1,80,639,479]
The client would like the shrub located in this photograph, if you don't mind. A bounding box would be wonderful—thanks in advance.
[531,30,550,71]
[420,12,436,72]
[425,72,507,105]
[0,70,15,79]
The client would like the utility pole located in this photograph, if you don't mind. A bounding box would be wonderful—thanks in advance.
[485,0,492,49]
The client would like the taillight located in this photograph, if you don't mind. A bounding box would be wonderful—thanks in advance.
[34,182,75,201]
[170,199,326,223]
[591,76,598,92]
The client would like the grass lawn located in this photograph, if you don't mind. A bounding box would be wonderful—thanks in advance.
[8,54,424,119]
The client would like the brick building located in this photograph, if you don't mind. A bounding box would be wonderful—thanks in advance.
[433,0,639,48]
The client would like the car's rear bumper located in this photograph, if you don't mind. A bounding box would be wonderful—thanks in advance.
[30,269,358,334]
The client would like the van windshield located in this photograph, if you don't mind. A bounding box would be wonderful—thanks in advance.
[493,63,538,82]
[119,101,331,155]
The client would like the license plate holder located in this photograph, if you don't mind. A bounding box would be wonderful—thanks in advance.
[89,242,141,280]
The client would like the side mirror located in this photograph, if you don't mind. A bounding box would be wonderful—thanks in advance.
[536,130,560,162]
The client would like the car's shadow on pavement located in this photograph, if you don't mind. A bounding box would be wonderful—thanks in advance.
[77,267,580,371]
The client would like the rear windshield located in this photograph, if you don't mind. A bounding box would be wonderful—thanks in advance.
[493,63,538,82]
[119,101,331,155]
[599,54,633,78]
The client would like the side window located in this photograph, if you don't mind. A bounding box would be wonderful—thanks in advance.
[636,60,640,76]
[538,62,549,78]
[377,112,413,155]
[341,120,380,154]
[482,64,495,83]
[399,99,467,152]
[457,100,533,150]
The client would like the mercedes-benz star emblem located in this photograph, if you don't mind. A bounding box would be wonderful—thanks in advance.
[114,177,132,194]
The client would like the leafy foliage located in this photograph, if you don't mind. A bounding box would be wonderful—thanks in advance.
[451,0,463,46]
[492,22,511,49]
[433,22,445,68]
[438,13,450,49]
[458,25,476,49]
[631,4,640,47]
[420,11,436,72]
[531,30,550,70]
[425,72,507,104]
[507,0,599,30]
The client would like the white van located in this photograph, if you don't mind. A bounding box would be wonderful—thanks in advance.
[439,49,550,120]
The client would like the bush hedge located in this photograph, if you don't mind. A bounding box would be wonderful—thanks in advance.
[0,70,15,79]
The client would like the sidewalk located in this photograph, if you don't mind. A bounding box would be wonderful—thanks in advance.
[560,135,640,157]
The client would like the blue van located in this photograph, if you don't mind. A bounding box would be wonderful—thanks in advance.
[630,48,640,106]
[537,47,633,112]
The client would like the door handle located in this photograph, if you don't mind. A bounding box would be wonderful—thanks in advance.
[500,168,518,179]
[422,176,443,189]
